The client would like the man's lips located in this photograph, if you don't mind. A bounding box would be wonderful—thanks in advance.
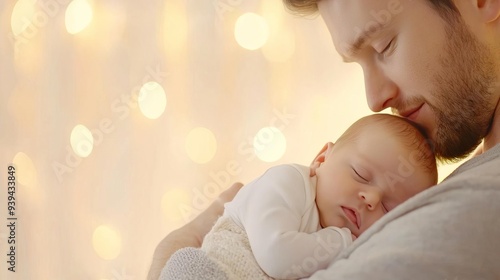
[342,206,360,229]
[400,104,423,121]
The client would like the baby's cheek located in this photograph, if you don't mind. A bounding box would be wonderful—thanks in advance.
[322,213,347,229]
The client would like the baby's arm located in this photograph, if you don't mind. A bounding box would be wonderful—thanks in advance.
[238,165,352,279]
[255,226,352,279]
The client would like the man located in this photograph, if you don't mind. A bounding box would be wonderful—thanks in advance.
[148,0,500,279]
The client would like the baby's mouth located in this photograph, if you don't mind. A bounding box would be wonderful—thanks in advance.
[341,206,360,229]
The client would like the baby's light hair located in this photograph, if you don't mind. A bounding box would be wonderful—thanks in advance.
[335,114,438,181]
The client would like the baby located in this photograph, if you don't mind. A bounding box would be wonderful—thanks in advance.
[200,114,438,279]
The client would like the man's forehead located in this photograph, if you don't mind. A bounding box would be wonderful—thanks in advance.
[318,0,405,17]
[318,0,405,59]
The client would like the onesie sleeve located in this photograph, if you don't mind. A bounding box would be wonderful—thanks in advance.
[238,165,352,279]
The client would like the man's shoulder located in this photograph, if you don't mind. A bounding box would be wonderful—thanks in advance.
[446,143,500,181]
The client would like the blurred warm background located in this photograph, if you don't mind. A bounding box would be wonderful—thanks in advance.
[0,0,464,279]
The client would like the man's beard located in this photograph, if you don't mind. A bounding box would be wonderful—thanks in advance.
[396,15,497,162]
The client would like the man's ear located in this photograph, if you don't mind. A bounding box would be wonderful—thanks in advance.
[310,142,334,176]
[477,0,500,23]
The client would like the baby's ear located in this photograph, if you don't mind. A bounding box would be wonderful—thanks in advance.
[310,142,334,176]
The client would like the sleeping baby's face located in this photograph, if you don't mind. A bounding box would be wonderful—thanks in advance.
[310,121,436,237]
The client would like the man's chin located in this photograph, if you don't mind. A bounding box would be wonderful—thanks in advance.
[434,133,483,163]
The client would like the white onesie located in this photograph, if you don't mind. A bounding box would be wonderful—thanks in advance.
[204,164,352,279]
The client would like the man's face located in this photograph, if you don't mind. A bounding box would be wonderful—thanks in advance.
[318,0,497,160]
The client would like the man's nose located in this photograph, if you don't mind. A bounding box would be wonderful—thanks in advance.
[359,189,382,211]
[363,66,398,112]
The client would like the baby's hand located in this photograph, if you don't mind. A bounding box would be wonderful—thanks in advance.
[351,233,357,241]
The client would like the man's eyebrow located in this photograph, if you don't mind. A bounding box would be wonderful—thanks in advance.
[341,22,386,63]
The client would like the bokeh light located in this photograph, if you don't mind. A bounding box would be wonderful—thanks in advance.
[10,0,37,36]
[234,13,270,50]
[70,124,94,158]
[185,127,217,164]
[65,0,93,34]
[253,126,287,162]
[138,81,167,119]
[12,152,37,188]
[92,225,121,260]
